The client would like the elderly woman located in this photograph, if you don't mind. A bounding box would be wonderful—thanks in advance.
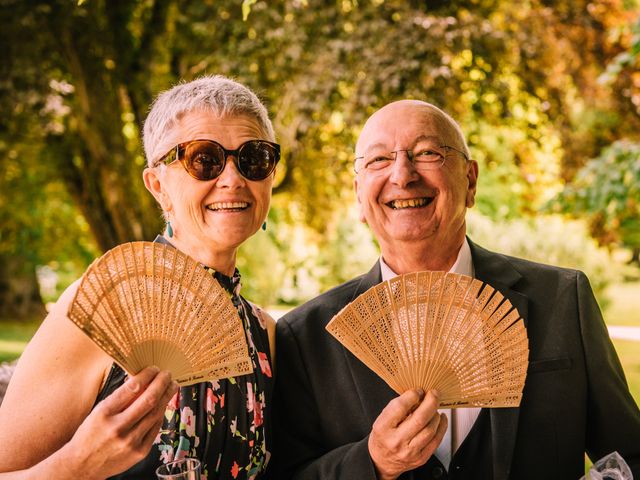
[0,76,278,479]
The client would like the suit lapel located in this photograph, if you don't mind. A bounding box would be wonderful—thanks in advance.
[341,262,399,422]
[469,239,529,480]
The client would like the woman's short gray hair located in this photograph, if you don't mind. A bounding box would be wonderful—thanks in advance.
[143,75,276,166]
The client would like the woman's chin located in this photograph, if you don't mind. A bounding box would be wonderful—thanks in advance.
[206,224,259,249]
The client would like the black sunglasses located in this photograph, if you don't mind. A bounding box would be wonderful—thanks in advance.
[157,139,280,181]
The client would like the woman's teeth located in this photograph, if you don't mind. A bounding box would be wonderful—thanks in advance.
[207,202,249,211]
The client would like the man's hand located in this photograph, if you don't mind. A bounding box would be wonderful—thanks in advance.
[60,366,178,479]
[368,389,447,480]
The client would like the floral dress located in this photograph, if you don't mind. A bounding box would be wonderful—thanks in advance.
[94,253,274,480]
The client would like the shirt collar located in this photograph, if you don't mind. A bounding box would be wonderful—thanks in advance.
[379,237,474,281]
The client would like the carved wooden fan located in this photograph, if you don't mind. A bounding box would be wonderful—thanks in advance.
[326,271,528,408]
[68,242,252,386]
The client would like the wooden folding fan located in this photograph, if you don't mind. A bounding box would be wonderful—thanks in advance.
[68,242,252,386]
[326,271,528,408]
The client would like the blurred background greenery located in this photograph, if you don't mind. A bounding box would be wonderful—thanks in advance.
[0,0,638,403]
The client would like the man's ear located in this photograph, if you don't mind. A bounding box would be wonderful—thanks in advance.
[354,177,367,224]
[143,167,172,214]
[465,160,479,208]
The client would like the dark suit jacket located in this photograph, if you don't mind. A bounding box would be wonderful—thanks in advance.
[273,240,640,479]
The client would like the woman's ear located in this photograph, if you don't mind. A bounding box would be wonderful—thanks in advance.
[143,168,172,213]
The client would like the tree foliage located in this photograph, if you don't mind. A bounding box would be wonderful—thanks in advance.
[0,0,639,312]
[548,141,640,263]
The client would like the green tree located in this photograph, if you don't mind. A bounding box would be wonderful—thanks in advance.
[0,0,170,317]
[548,141,640,264]
[1,0,639,316]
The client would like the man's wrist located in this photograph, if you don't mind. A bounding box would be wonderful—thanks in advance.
[374,466,399,480]
[368,437,400,480]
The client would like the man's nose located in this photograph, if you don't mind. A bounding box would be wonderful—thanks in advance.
[389,150,420,187]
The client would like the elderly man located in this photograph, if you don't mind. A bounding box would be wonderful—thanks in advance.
[274,100,640,480]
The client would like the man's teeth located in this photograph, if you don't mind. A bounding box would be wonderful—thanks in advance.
[207,202,249,211]
[389,198,430,209]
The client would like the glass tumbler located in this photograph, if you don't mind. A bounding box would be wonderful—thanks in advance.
[156,458,201,479]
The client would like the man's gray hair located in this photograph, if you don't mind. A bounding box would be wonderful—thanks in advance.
[143,75,275,166]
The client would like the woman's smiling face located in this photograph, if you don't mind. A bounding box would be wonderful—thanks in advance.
[145,110,274,266]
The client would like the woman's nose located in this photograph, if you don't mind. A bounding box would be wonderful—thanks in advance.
[216,156,246,187]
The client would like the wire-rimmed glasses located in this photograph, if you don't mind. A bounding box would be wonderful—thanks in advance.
[354,145,469,174]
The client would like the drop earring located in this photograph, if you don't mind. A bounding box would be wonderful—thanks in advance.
[261,221,267,231]
[167,221,174,238]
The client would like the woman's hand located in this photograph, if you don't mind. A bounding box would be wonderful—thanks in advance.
[57,366,178,479]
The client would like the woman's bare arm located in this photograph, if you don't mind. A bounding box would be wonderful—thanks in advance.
[0,366,176,479]
[0,280,113,469]
[0,281,178,478]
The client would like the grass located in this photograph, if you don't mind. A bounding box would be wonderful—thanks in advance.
[602,281,640,406]
[0,319,42,363]
[603,281,640,327]
[612,339,640,405]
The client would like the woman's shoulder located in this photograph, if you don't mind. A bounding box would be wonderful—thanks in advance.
[245,302,277,370]
[246,302,276,331]
[8,276,113,403]
[39,278,95,348]
[17,277,111,378]
[49,278,82,315]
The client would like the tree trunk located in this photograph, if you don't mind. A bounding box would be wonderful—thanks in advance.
[43,4,165,251]
[0,255,46,321]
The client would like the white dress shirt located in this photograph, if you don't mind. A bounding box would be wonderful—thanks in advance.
[379,238,481,468]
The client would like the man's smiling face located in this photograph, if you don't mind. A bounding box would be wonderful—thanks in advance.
[354,100,478,260]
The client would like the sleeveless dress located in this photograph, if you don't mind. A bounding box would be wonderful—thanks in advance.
[94,239,274,480]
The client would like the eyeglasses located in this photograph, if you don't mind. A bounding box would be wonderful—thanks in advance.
[354,145,469,174]
[156,139,280,181]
